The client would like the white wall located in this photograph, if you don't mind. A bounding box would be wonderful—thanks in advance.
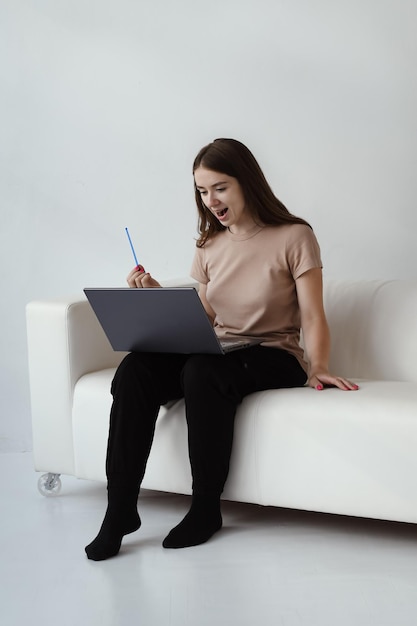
[1,0,416,451]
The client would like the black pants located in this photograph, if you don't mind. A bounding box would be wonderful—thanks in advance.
[106,346,307,497]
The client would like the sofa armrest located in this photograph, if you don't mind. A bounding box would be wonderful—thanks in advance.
[26,278,197,474]
[26,296,123,474]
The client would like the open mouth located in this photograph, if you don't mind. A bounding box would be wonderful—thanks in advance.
[215,208,228,219]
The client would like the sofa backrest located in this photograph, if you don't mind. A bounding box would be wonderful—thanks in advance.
[323,279,417,382]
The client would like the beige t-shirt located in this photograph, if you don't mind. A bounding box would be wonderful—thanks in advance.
[190,223,322,371]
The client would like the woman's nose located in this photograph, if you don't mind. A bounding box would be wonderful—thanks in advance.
[208,193,219,207]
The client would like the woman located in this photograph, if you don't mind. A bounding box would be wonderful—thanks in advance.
[85,138,358,561]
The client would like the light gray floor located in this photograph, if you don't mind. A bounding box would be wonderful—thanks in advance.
[2,451,417,626]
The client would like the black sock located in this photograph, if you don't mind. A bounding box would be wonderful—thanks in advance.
[163,495,222,549]
[85,482,141,561]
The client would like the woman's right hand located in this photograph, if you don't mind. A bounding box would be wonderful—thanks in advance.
[127,266,162,288]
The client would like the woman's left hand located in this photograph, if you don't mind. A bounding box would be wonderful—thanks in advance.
[308,370,359,391]
[296,269,359,393]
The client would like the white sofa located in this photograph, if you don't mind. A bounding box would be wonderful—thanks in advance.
[26,279,417,523]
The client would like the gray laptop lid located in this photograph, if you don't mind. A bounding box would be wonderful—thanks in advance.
[84,288,260,354]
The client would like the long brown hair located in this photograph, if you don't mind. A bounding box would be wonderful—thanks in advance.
[193,138,310,247]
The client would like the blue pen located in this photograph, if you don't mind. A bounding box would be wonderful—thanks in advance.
[125,227,145,272]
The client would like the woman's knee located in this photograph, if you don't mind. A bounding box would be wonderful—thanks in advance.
[111,352,153,396]
[181,354,243,402]
[181,355,217,390]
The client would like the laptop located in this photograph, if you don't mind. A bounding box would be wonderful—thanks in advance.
[84,287,262,355]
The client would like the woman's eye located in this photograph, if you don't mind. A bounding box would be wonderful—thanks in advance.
[216,188,226,192]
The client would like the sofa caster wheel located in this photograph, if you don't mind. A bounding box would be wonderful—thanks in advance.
[38,473,62,497]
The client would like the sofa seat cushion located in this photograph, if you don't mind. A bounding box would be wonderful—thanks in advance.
[72,370,417,522]
[245,381,417,522]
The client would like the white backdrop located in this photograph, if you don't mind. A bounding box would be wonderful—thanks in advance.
[1,0,416,451]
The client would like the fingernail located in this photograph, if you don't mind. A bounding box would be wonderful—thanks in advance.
[316,384,323,390]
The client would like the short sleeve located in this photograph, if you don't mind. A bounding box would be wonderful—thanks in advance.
[190,246,209,284]
[285,225,323,279]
